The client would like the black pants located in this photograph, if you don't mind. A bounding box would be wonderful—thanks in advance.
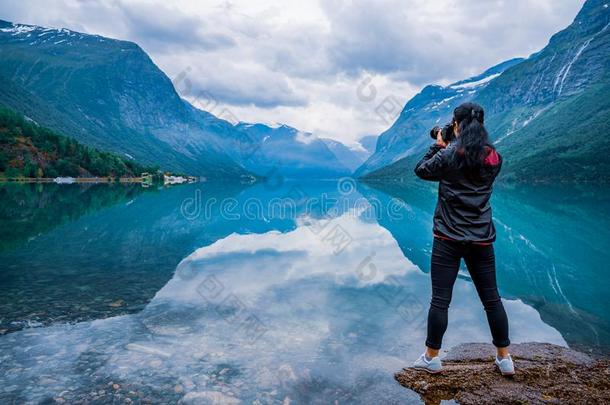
[426,238,510,350]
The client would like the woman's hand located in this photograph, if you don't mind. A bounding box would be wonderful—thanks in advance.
[435,129,447,148]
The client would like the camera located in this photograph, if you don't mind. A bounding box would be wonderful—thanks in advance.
[429,122,454,144]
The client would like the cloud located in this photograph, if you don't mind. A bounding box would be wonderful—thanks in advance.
[119,2,237,52]
[321,0,586,85]
[175,56,309,108]
[0,0,586,144]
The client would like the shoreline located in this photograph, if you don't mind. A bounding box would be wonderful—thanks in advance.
[0,177,142,183]
[0,174,202,185]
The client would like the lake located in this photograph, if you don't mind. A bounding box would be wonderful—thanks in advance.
[1,180,609,404]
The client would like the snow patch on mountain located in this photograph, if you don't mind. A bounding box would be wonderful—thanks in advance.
[556,21,610,96]
[450,73,501,89]
[0,24,37,35]
[295,130,316,145]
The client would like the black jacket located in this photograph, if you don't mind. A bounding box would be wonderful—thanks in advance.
[414,143,502,243]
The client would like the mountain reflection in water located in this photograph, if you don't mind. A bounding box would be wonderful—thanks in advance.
[0,180,606,403]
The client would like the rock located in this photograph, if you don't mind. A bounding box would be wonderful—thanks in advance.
[39,377,57,385]
[149,359,163,368]
[179,391,241,404]
[112,384,120,390]
[182,379,195,390]
[109,299,125,308]
[395,342,610,405]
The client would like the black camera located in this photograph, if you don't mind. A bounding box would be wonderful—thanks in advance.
[429,122,454,144]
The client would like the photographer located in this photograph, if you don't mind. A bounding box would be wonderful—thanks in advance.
[412,102,514,376]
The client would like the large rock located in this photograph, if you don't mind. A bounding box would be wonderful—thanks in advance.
[395,342,610,405]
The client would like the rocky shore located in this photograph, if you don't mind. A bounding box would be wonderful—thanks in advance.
[395,342,610,404]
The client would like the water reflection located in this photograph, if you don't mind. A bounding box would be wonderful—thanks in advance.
[0,182,247,332]
[0,181,358,332]
[0,182,567,404]
[0,183,146,251]
[362,181,610,354]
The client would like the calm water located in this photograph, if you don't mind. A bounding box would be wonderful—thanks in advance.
[0,180,608,404]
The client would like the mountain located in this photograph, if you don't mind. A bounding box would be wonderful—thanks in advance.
[355,58,523,177]
[0,19,251,179]
[358,135,378,156]
[359,0,610,182]
[0,19,358,180]
[0,106,157,178]
[472,0,610,182]
[321,138,372,173]
[231,123,351,178]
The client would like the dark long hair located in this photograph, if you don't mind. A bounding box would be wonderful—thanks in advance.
[451,102,493,171]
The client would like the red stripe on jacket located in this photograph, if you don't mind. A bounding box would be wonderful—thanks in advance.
[484,148,500,166]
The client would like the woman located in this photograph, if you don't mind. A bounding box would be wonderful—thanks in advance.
[412,102,514,376]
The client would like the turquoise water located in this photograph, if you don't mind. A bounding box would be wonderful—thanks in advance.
[0,181,608,403]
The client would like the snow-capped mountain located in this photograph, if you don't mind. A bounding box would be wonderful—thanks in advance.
[358,0,610,182]
[0,19,253,178]
[355,58,523,176]
[321,138,373,172]
[232,123,351,178]
[470,0,610,181]
[0,19,354,179]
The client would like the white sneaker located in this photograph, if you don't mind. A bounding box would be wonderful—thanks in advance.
[412,353,442,374]
[495,354,515,376]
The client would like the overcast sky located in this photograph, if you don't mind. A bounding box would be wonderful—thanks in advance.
[0,0,586,147]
